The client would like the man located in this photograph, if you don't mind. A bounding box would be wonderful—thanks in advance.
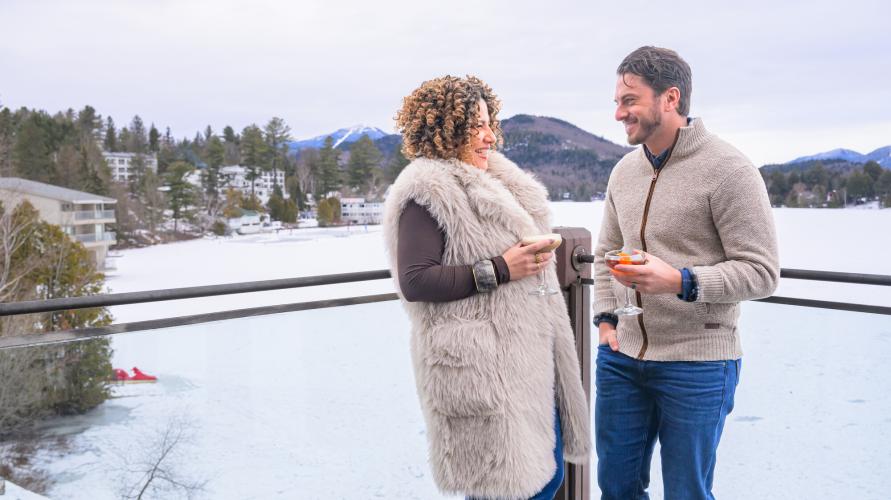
[593,46,779,499]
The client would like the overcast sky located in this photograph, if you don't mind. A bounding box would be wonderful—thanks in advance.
[1,0,889,166]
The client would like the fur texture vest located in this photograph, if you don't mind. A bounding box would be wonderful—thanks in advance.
[382,152,591,499]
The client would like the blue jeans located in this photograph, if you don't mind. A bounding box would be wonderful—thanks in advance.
[595,345,740,500]
[467,408,564,500]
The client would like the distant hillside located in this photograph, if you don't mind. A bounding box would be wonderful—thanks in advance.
[761,159,864,175]
[364,114,631,200]
[787,145,891,169]
[500,114,631,199]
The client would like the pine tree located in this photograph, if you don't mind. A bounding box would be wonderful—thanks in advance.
[165,161,197,233]
[388,144,410,182]
[317,136,341,197]
[223,125,238,144]
[347,135,382,191]
[203,136,225,214]
[264,117,292,190]
[118,127,131,153]
[222,125,240,165]
[240,125,267,195]
[149,124,160,152]
[863,161,883,184]
[13,113,56,183]
[0,201,114,422]
[877,170,891,208]
[128,115,148,154]
[845,171,873,201]
[0,107,15,176]
[103,117,117,152]
[76,106,103,141]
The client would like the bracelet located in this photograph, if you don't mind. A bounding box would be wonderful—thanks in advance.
[593,312,618,328]
[471,259,498,293]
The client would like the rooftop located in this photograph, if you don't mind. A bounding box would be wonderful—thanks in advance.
[0,177,116,204]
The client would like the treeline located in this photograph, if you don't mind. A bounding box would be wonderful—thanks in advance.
[761,160,891,208]
[0,104,409,240]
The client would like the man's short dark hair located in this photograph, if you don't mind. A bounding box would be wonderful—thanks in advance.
[617,46,692,116]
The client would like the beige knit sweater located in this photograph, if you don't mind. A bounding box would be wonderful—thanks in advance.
[594,118,779,361]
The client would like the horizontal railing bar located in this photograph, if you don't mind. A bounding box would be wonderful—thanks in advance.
[2,292,886,351]
[753,296,891,315]
[778,268,891,286]
[0,270,393,317]
[1,267,888,320]
[0,293,400,350]
[576,255,891,286]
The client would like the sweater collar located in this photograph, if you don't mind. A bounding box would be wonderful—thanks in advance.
[670,117,711,159]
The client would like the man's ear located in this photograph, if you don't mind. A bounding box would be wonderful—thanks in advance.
[663,87,681,113]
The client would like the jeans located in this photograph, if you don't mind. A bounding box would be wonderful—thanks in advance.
[467,407,564,500]
[595,345,740,500]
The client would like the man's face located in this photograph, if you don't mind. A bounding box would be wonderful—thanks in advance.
[614,73,663,146]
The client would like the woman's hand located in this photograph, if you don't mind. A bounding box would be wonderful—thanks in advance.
[502,239,554,280]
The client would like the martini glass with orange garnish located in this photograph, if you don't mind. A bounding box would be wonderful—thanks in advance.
[605,248,647,316]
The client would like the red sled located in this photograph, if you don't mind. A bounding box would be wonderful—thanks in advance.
[113,367,158,383]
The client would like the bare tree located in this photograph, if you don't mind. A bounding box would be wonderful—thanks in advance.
[0,195,47,436]
[115,416,207,500]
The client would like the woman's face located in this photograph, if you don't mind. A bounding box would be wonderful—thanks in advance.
[461,99,496,170]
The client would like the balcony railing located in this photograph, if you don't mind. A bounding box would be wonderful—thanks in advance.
[74,209,116,220]
[1,227,888,500]
[72,232,116,243]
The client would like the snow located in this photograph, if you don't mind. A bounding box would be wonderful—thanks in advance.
[0,480,49,499]
[29,204,891,499]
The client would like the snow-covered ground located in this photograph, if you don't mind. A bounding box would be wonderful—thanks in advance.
[0,479,49,499]
[28,204,891,499]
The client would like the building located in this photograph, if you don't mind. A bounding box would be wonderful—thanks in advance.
[220,166,285,206]
[226,208,267,235]
[340,197,384,225]
[102,152,159,183]
[0,178,116,268]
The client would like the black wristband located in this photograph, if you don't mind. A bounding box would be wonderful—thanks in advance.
[593,312,618,328]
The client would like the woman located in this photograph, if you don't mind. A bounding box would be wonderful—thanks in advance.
[382,75,590,499]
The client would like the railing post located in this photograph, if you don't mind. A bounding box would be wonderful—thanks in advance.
[553,226,592,500]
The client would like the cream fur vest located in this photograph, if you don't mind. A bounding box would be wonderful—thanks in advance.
[382,152,591,499]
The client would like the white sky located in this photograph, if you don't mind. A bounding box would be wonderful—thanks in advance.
[1,0,888,166]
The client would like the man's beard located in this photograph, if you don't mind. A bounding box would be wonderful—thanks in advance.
[627,107,662,146]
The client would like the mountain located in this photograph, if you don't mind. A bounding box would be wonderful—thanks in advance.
[788,146,891,168]
[299,115,632,200]
[289,125,389,151]
[500,114,632,199]
[865,146,891,167]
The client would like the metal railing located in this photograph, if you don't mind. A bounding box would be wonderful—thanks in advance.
[72,232,116,243]
[2,227,890,500]
[574,254,891,316]
[1,264,888,350]
[74,209,116,220]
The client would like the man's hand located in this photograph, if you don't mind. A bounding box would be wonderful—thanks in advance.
[612,251,682,295]
[599,323,619,351]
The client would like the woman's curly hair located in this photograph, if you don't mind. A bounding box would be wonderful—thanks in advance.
[395,75,502,161]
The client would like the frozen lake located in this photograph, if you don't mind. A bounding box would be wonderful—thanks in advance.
[31,203,891,499]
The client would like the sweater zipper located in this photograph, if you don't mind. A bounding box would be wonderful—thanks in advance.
[634,130,681,360]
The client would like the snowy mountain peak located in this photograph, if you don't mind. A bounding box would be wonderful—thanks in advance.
[788,145,891,168]
[288,125,392,152]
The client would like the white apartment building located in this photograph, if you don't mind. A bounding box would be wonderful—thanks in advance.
[340,197,383,225]
[102,152,159,183]
[0,177,117,268]
[220,165,285,206]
